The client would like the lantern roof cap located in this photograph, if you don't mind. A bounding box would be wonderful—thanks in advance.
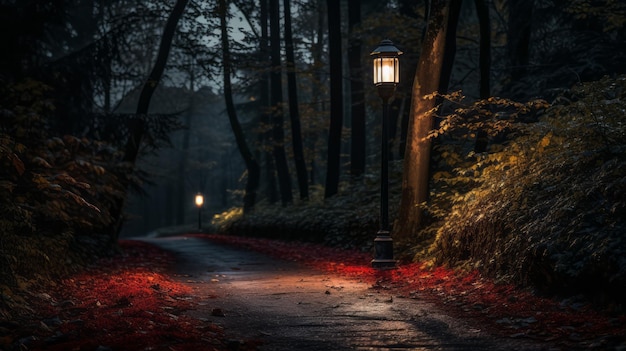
[370,39,403,56]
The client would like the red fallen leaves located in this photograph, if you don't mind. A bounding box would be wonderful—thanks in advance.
[26,234,626,350]
[196,234,626,348]
[29,240,226,351]
[384,264,626,345]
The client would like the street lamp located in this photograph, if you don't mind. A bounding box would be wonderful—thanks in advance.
[195,193,204,231]
[371,39,402,269]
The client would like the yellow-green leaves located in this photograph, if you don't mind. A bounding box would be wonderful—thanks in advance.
[426,75,626,297]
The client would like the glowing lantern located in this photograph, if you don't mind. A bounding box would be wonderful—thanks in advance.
[371,39,402,100]
[195,193,204,230]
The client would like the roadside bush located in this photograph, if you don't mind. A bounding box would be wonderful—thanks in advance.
[0,80,125,319]
[213,162,404,251]
[430,76,626,306]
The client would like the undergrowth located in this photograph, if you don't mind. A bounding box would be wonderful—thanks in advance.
[428,75,626,307]
[212,161,403,251]
[1,80,123,320]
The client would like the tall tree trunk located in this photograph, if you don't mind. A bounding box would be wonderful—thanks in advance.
[283,0,309,200]
[111,0,189,237]
[324,0,343,198]
[175,65,195,225]
[438,0,462,99]
[397,0,425,159]
[309,0,326,186]
[259,0,278,204]
[394,0,461,241]
[508,0,532,81]
[474,0,490,98]
[348,0,365,178]
[219,0,260,213]
[270,0,293,205]
[474,0,491,152]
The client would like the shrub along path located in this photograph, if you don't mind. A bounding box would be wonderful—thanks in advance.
[10,233,625,350]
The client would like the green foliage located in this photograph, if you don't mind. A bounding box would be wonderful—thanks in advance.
[212,161,404,251]
[426,75,626,305]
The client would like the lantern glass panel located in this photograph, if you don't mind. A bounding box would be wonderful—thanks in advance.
[373,57,399,84]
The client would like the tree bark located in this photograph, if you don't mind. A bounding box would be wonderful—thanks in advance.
[474,0,490,98]
[220,0,260,213]
[507,0,532,81]
[397,0,426,159]
[175,66,194,225]
[111,0,189,236]
[269,0,293,205]
[438,0,461,97]
[324,0,343,198]
[348,0,365,178]
[474,0,491,153]
[259,0,278,204]
[394,0,461,241]
[308,0,326,186]
[283,0,309,200]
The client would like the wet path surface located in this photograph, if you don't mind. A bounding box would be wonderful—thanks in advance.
[137,235,553,351]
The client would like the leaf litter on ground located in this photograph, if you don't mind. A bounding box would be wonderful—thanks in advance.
[197,233,626,350]
[14,240,228,351]
[11,233,626,351]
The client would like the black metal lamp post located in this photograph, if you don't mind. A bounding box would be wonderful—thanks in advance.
[370,39,402,269]
[195,193,204,231]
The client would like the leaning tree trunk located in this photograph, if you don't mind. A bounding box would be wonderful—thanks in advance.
[283,0,308,200]
[397,0,424,159]
[111,0,188,237]
[324,0,343,198]
[219,0,260,213]
[394,0,461,242]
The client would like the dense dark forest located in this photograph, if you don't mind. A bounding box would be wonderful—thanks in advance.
[1,0,625,325]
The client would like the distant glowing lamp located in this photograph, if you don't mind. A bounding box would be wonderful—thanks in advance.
[195,193,204,230]
[195,193,204,207]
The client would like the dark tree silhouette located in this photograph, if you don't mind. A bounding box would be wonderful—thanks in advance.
[175,67,195,225]
[348,0,365,178]
[258,0,278,204]
[324,0,343,198]
[507,0,532,82]
[308,0,326,186]
[270,0,293,205]
[112,0,189,236]
[284,0,308,200]
[219,0,260,213]
[474,0,491,153]
[474,0,490,99]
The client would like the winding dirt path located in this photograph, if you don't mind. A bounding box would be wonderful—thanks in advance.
[136,235,556,351]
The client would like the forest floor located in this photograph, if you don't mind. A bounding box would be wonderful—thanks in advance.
[5,233,626,351]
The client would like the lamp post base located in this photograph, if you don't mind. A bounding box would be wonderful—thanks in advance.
[371,230,396,269]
